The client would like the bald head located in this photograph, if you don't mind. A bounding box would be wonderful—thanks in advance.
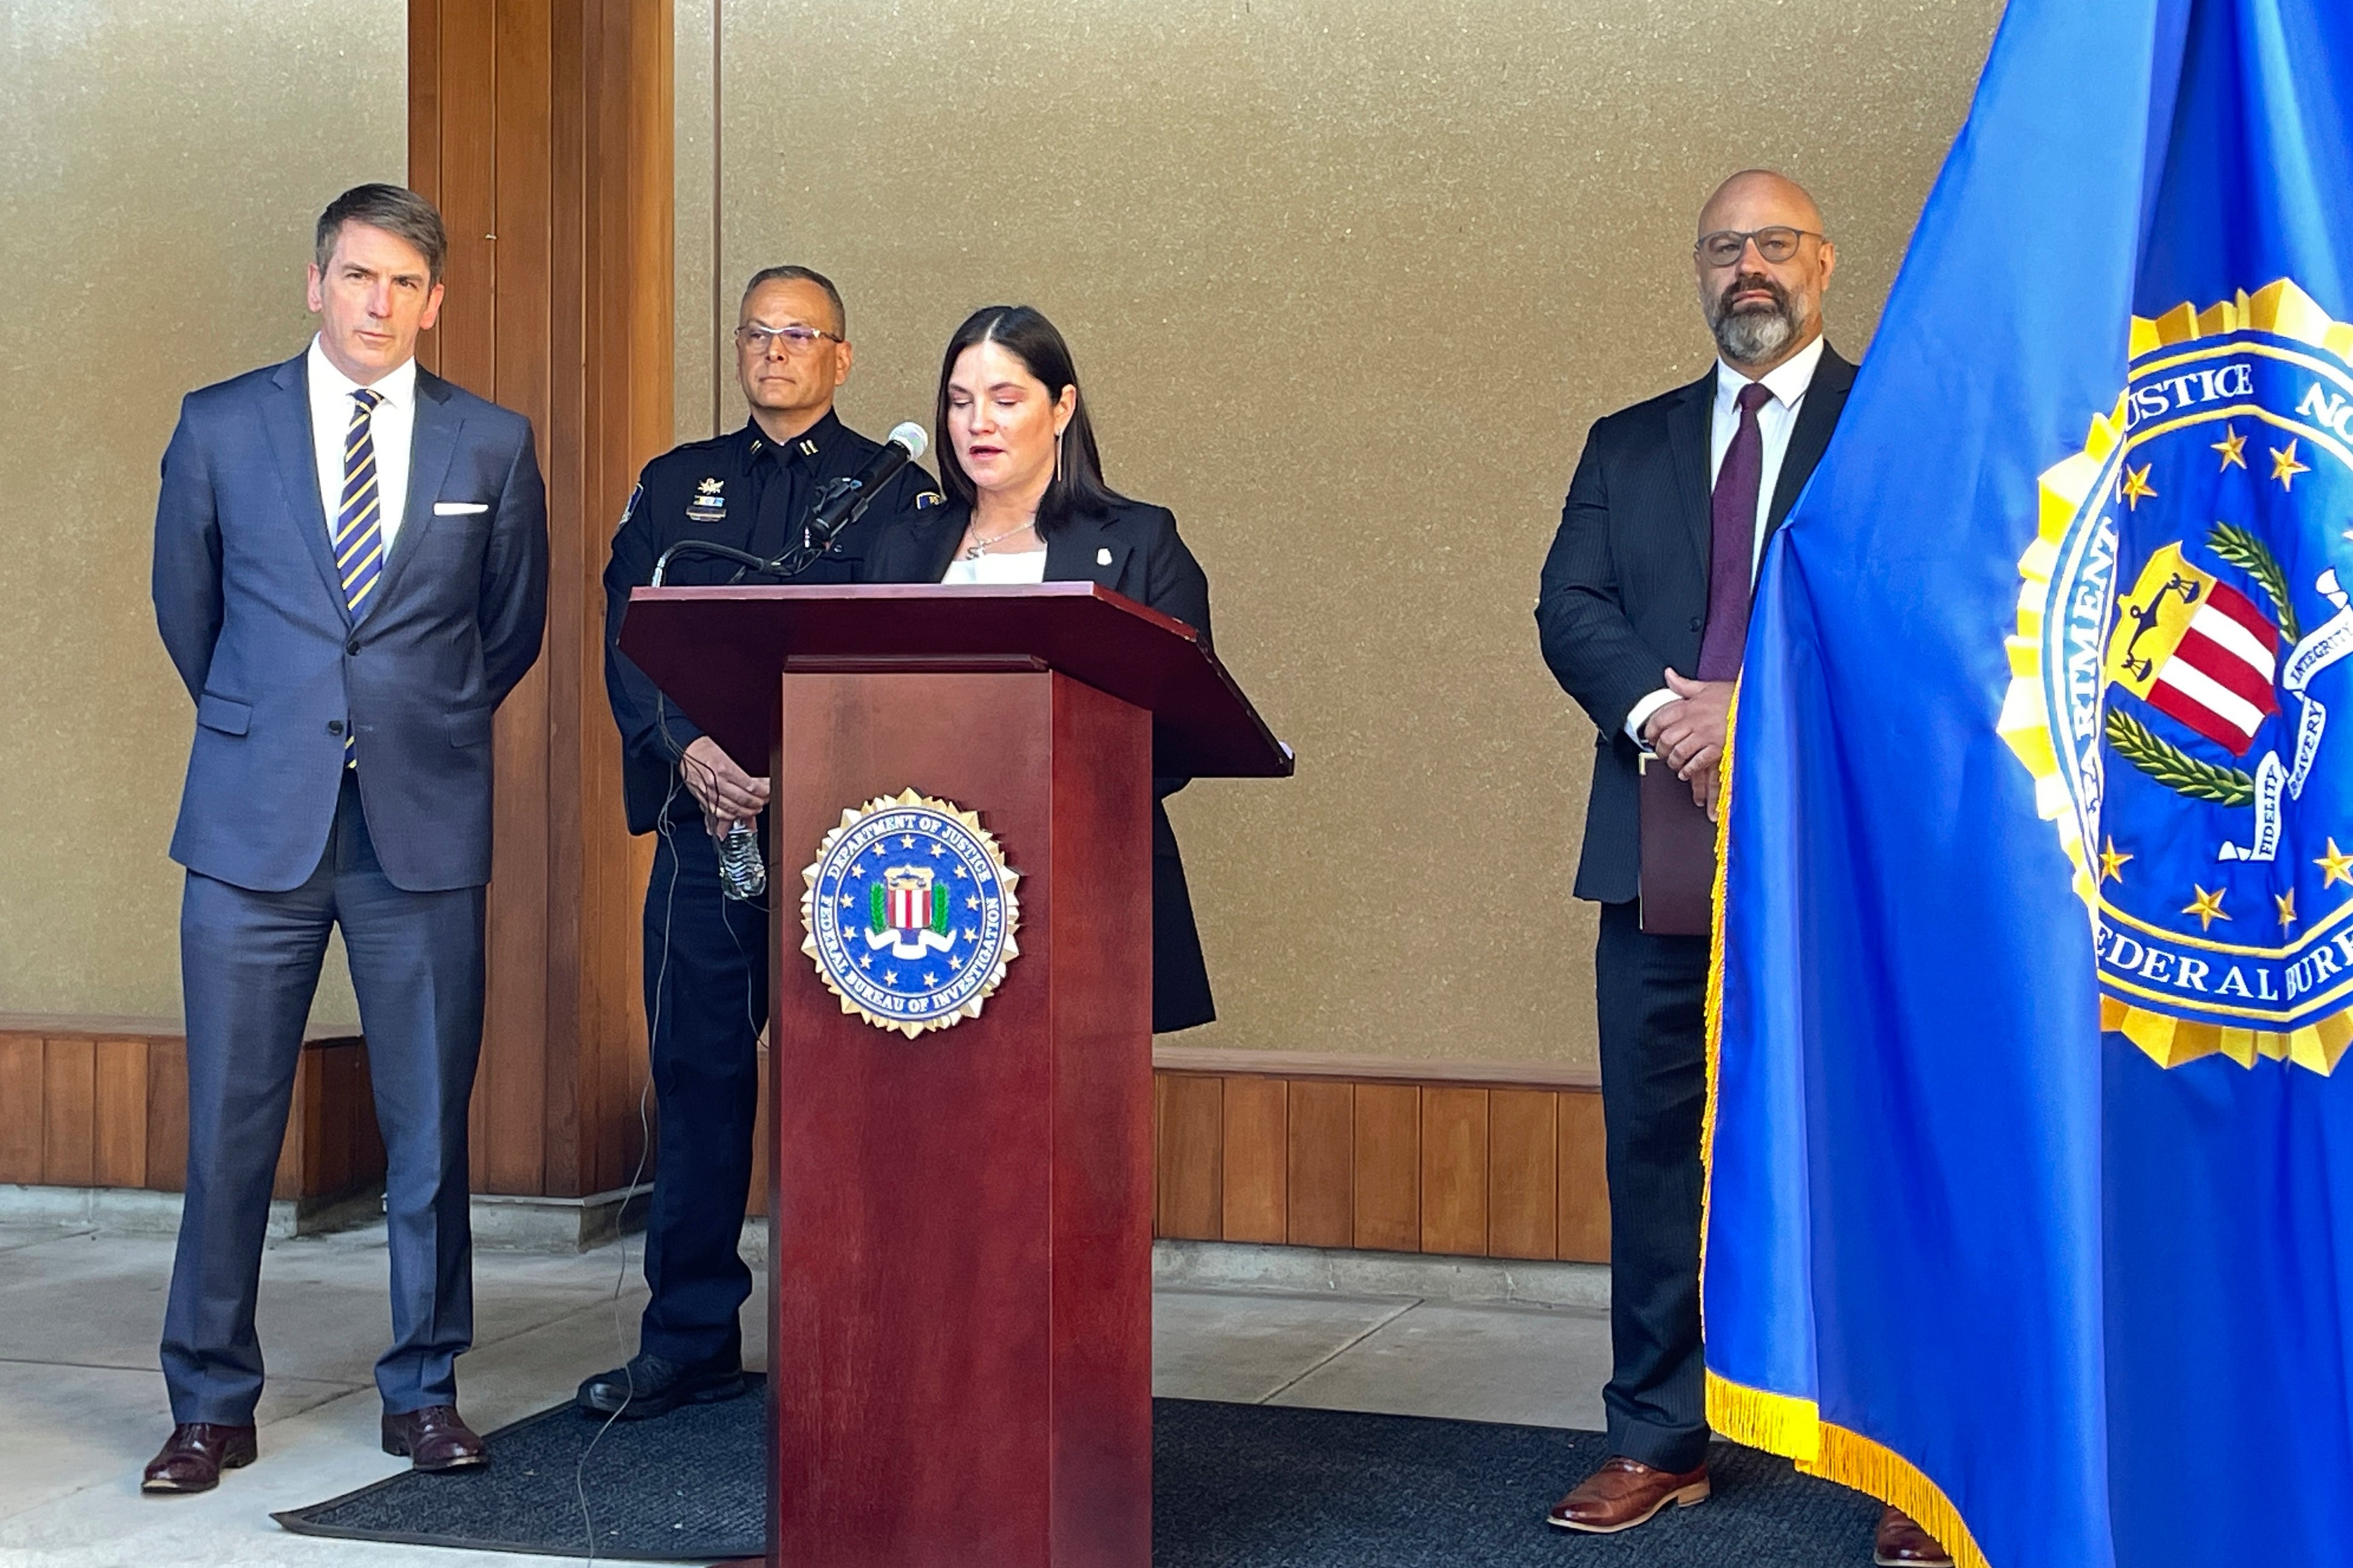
[1693,168,1836,373]
[1698,170,1825,239]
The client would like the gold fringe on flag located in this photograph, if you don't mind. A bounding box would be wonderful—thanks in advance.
[1706,1372,1992,1568]
[1701,692,1997,1568]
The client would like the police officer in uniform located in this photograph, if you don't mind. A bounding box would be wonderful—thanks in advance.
[583,265,940,1418]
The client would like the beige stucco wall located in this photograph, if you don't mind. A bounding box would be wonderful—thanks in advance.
[0,5,407,1026]
[0,4,2004,1062]
[679,0,2005,1068]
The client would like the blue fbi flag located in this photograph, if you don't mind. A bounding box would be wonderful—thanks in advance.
[1703,2,2353,1566]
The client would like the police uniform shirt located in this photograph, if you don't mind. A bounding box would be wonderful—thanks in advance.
[601,411,942,832]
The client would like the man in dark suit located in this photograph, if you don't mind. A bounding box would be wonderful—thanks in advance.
[578,266,940,1421]
[1536,170,1946,1568]
[145,184,548,1493]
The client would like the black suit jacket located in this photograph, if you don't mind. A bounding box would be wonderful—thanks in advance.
[862,496,1218,1032]
[1536,345,1856,904]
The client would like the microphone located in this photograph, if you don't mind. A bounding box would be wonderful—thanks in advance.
[804,421,928,546]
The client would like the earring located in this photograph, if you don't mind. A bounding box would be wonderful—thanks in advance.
[1055,426,1066,485]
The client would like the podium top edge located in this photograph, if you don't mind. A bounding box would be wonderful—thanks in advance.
[621,581,1292,778]
[631,581,1187,624]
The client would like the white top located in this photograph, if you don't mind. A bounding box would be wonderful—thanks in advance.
[941,549,1049,585]
[1624,334,1828,744]
[307,335,418,552]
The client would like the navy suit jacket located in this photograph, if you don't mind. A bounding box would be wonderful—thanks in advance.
[1536,346,1855,903]
[152,353,549,894]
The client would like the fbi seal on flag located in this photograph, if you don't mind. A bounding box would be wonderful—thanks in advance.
[799,789,1021,1038]
[2004,279,2353,1073]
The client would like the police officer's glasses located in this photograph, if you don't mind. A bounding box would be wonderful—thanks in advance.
[735,323,844,354]
[1694,227,1823,266]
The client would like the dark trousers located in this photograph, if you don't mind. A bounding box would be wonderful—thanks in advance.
[637,819,766,1368]
[162,772,485,1423]
[1594,898,1712,1473]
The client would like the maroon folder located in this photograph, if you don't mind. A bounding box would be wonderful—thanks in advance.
[1638,752,1716,936]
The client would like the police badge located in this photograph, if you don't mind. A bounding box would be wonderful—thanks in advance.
[799,790,1021,1037]
[2004,280,2353,1072]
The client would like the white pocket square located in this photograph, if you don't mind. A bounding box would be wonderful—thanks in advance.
[433,501,490,516]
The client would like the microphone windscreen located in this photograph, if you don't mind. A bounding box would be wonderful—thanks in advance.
[887,421,929,461]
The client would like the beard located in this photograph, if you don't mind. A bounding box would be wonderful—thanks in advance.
[1709,271,1805,364]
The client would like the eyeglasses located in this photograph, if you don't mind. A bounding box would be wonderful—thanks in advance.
[1694,227,1824,266]
[735,322,843,354]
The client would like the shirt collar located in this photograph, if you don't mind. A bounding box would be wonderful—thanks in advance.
[744,408,843,469]
[307,334,418,413]
[1716,333,1826,412]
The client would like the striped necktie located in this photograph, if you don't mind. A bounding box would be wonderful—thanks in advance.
[334,387,386,762]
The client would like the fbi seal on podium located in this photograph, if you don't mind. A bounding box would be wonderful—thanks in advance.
[799,789,1021,1037]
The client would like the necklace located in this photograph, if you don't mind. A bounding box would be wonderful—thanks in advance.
[961,519,1037,560]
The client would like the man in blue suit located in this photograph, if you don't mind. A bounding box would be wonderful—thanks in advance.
[143,184,548,1494]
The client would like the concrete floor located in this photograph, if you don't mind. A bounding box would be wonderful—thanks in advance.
[0,1218,1612,1567]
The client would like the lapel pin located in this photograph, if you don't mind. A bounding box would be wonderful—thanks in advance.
[1097,547,1113,567]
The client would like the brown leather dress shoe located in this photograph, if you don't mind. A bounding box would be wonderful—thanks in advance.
[1876,1504,1955,1567]
[1545,1455,1710,1533]
[381,1405,490,1472]
[141,1423,257,1494]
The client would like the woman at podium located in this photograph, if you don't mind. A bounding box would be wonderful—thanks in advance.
[862,304,1216,1033]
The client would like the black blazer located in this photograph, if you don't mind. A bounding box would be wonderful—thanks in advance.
[862,495,1218,1032]
[1536,345,1856,904]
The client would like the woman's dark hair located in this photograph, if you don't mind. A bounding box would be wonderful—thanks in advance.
[933,305,1125,537]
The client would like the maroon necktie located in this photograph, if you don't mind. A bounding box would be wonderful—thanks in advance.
[1697,379,1774,680]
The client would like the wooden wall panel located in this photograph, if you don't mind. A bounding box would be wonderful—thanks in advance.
[1486,1088,1557,1260]
[1352,1083,1420,1252]
[0,1033,43,1183]
[411,0,671,1201]
[1219,1076,1287,1243]
[1147,1056,1608,1266]
[1284,1080,1353,1248]
[0,1023,378,1205]
[1419,1087,1488,1257]
[144,1037,189,1192]
[92,1038,149,1189]
[42,1038,95,1187]
[477,0,556,1199]
[1558,1086,1611,1263]
[1156,1074,1223,1240]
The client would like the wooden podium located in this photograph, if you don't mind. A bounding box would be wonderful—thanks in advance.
[619,583,1291,1568]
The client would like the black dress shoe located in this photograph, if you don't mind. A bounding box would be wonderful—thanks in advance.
[575,1352,748,1419]
[142,1423,257,1494]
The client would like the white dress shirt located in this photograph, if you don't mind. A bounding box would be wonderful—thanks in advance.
[307,335,418,554]
[1624,333,1827,744]
[941,548,1048,585]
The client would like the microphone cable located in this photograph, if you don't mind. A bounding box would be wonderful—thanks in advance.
[574,485,845,1558]
[574,700,752,1561]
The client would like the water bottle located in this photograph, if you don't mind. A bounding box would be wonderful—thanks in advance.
[718,818,766,900]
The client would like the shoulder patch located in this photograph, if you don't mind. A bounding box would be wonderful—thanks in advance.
[619,481,642,528]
